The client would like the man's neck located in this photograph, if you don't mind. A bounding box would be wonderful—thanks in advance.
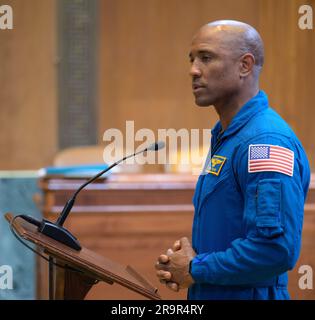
[214,86,259,131]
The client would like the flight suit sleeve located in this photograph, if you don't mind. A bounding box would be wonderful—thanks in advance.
[190,135,308,285]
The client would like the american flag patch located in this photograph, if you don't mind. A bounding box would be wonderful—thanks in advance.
[248,144,294,176]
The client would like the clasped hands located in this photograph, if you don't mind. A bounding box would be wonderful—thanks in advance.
[155,237,196,292]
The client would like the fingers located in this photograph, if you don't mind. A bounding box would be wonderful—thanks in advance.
[155,261,169,271]
[166,281,179,292]
[158,254,169,263]
[155,252,170,271]
[180,236,191,248]
[156,270,171,281]
[155,253,169,270]
[160,279,179,292]
[156,249,172,267]
[173,240,181,251]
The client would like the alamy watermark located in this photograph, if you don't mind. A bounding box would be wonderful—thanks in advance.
[0,265,13,290]
[102,121,211,175]
[298,4,313,30]
[298,265,313,290]
[0,4,13,30]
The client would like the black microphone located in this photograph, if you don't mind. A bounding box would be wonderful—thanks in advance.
[56,140,165,227]
[19,141,165,251]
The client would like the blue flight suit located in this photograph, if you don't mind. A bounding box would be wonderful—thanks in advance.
[188,91,310,300]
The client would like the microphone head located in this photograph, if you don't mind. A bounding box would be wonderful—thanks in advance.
[147,141,165,151]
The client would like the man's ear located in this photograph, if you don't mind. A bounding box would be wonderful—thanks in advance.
[239,53,255,78]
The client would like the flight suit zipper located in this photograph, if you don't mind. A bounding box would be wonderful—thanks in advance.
[198,132,225,210]
[196,133,225,249]
[211,130,224,156]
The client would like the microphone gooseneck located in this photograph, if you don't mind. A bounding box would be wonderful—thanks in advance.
[37,141,165,251]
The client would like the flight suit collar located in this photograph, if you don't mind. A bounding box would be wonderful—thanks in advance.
[211,90,269,141]
[194,91,270,215]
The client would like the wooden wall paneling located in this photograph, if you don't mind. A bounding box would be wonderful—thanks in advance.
[0,0,58,170]
[0,0,313,170]
[295,0,315,170]
[258,0,315,170]
[288,207,315,299]
[98,0,260,148]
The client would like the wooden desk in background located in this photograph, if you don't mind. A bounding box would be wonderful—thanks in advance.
[37,173,315,300]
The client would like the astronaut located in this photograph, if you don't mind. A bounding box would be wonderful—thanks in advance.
[155,20,311,300]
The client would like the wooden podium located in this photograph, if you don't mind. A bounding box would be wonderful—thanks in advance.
[38,173,195,299]
[5,213,161,300]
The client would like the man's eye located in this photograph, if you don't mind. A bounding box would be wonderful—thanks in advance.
[201,56,211,63]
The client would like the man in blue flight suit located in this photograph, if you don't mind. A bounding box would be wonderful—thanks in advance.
[155,20,311,299]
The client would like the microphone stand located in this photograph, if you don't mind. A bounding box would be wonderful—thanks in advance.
[11,142,164,300]
[36,143,163,251]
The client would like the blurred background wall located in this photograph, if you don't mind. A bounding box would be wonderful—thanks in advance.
[0,0,57,169]
[0,0,314,301]
[0,0,314,170]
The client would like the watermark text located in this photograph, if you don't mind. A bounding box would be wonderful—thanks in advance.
[298,265,313,290]
[0,265,13,290]
[298,5,313,30]
[102,121,211,175]
[0,4,13,30]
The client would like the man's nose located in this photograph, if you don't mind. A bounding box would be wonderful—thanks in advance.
[189,62,201,77]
